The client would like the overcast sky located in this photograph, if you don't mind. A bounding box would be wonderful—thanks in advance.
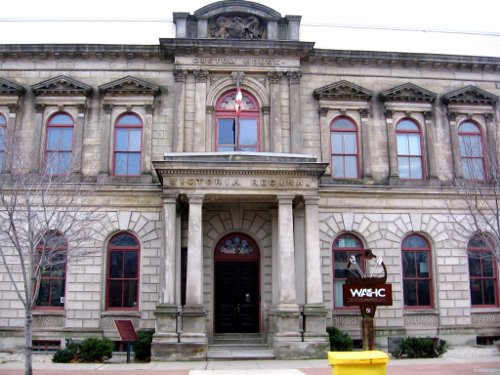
[2,0,500,57]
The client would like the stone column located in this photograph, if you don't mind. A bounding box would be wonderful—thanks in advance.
[268,72,282,153]
[33,104,45,172]
[193,70,208,152]
[173,70,187,153]
[262,106,271,152]
[424,111,438,181]
[288,71,302,153]
[303,197,329,353]
[385,110,399,180]
[274,194,301,358]
[152,195,180,359]
[3,104,18,173]
[98,104,113,180]
[180,194,207,357]
[142,105,154,175]
[319,107,331,175]
[72,104,86,176]
[359,108,372,180]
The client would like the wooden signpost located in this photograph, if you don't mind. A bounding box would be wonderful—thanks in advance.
[342,252,393,350]
[115,320,138,363]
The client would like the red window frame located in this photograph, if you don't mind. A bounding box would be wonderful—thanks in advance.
[458,121,485,180]
[402,234,433,308]
[330,117,360,178]
[332,233,365,309]
[45,112,74,176]
[113,113,143,176]
[34,232,66,310]
[106,232,140,310]
[215,90,260,152]
[468,235,498,307]
[0,113,6,172]
[396,119,424,180]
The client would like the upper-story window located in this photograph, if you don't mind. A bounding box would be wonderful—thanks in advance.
[396,119,423,179]
[113,113,142,176]
[459,121,485,180]
[0,114,6,172]
[468,234,497,306]
[35,232,66,309]
[107,232,140,309]
[45,112,74,175]
[332,233,365,308]
[330,117,359,178]
[215,90,260,151]
[402,234,432,308]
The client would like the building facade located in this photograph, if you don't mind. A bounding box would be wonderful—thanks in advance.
[1,0,500,360]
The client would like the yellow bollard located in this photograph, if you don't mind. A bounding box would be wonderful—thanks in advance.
[328,350,389,375]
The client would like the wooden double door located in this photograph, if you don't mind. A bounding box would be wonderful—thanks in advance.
[214,261,259,333]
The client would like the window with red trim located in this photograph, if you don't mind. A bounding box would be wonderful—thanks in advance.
[0,114,6,172]
[107,232,140,309]
[402,234,432,308]
[113,113,142,176]
[396,119,423,179]
[215,90,260,151]
[468,235,497,306]
[330,117,359,178]
[459,121,485,180]
[35,232,66,309]
[332,233,365,308]
[45,112,74,175]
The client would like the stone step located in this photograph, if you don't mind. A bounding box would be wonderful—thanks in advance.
[207,347,275,360]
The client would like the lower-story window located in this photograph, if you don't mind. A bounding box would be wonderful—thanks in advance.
[468,234,498,306]
[107,232,140,309]
[402,234,432,308]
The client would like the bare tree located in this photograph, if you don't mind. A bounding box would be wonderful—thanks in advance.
[447,120,500,262]
[0,150,104,375]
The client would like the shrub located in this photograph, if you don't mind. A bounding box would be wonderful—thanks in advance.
[396,337,447,358]
[326,326,353,351]
[52,341,80,363]
[79,337,114,362]
[133,329,155,361]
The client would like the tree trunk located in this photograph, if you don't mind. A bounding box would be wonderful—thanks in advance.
[24,307,32,375]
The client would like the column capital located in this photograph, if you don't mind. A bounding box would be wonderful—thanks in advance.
[303,196,320,205]
[267,71,282,84]
[187,193,204,204]
[276,194,295,204]
[162,194,178,204]
[193,70,209,83]
[173,69,188,82]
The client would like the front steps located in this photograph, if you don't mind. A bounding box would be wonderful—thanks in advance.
[208,333,275,360]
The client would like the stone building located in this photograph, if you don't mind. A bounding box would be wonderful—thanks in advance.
[1,0,500,360]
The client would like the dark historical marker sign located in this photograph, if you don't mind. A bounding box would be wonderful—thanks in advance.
[115,320,138,342]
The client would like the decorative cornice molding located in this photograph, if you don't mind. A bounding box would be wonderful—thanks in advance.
[313,80,373,101]
[442,85,498,106]
[379,82,436,103]
[31,75,92,96]
[98,76,161,96]
[0,78,26,96]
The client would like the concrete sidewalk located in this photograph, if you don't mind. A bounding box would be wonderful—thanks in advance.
[1,346,499,375]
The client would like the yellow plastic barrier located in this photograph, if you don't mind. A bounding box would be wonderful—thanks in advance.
[328,350,389,375]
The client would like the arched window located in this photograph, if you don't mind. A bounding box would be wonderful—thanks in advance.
[468,234,497,306]
[332,233,365,308]
[396,119,423,179]
[402,234,432,308]
[45,112,74,175]
[215,90,260,151]
[35,232,66,309]
[330,117,359,178]
[459,121,485,180]
[107,232,140,309]
[113,113,142,176]
[0,114,6,172]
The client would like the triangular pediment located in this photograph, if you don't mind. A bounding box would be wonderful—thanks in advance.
[0,78,26,96]
[313,80,373,101]
[442,85,498,106]
[31,75,92,96]
[380,83,436,103]
[98,76,161,96]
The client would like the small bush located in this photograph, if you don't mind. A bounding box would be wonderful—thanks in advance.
[396,337,447,358]
[79,337,114,362]
[133,329,155,361]
[326,326,353,351]
[52,338,114,363]
[52,342,80,363]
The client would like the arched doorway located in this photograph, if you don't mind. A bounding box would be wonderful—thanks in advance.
[214,233,260,333]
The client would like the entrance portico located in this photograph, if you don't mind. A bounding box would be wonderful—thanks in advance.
[151,152,329,360]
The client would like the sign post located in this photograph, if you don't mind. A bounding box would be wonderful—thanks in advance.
[114,320,139,363]
[342,251,392,350]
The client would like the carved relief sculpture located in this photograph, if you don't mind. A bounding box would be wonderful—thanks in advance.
[209,14,265,39]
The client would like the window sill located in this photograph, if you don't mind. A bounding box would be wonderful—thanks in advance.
[32,309,65,316]
[403,308,438,314]
[101,310,141,318]
[471,307,500,313]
